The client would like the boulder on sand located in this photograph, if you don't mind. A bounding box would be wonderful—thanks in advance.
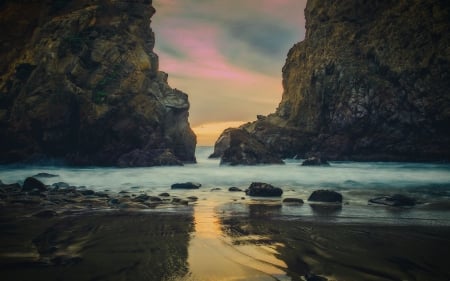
[308,190,342,203]
[22,177,47,192]
[245,182,283,197]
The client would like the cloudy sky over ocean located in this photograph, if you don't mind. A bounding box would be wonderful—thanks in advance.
[152,0,307,144]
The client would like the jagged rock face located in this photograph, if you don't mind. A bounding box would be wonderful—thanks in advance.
[215,0,450,162]
[0,0,196,166]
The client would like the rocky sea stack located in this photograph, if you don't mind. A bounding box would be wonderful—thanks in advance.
[212,0,450,163]
[0,0,196,166]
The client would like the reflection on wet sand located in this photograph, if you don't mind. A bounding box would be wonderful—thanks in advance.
[219,202,450,281]
[0,210,194,281]
[185,201,288,281]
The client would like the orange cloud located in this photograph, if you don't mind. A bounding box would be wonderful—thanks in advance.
[193,121,246,146]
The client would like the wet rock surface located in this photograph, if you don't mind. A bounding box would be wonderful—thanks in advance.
[245,182,283,197]
[369,194,417,207]
[308,190,343,203]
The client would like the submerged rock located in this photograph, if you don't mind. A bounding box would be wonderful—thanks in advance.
[301,157,330,166]
[245,182,283,197]
[369,194,416,207]
[308,190,343,203]
[171,182,201,190]
[32,173,59,178]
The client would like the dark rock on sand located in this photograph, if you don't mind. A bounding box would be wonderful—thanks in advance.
[52,182,70,189]
[308,190,343,203]
[229,187,243,192]
[172,198,189,205]
[22,177,47,192]
[135,194,150,202]
[32,173,59,178]
[171,182,201,189]
[108,198,120,205]
[301,157,330,166]
[283,198,304,204]
[80,190,95,196]
[245,182,283,197]
[369,194,416,207]
[32,210,57,218]
[159,192,170,197]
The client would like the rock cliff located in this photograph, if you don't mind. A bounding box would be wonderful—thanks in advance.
[212,0,450,163]
[0,0,196,166]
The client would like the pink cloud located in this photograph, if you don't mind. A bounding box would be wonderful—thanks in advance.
[158,22,265,82]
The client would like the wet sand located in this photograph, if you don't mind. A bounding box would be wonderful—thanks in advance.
[1,197,450,281]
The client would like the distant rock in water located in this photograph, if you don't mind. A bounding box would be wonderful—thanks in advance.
[32,173,59,178]
[212,0,450,162]
[369,194,417,207]
[301,157,330,166]
[210,128,284,165]
[0,0,196,166]
[245,182,283,197]
[171,182,201,190]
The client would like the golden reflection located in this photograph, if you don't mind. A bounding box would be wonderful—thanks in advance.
[186,202,288,280]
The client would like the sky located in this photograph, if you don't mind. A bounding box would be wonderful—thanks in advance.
[152,0,307,145]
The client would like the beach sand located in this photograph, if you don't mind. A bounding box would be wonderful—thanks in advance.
[1,198,450,281]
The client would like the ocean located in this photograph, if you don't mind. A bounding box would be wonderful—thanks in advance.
[1,146,450,225]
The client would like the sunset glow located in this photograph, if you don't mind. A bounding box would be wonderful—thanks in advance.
[152,0,307,144]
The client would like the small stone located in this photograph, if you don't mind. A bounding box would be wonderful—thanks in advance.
[135,194,150,201]
[159,192,170,197]
[109,198,120,205]
[80,190,95,196]
[229,187,243,192]
[211,188,221,191]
